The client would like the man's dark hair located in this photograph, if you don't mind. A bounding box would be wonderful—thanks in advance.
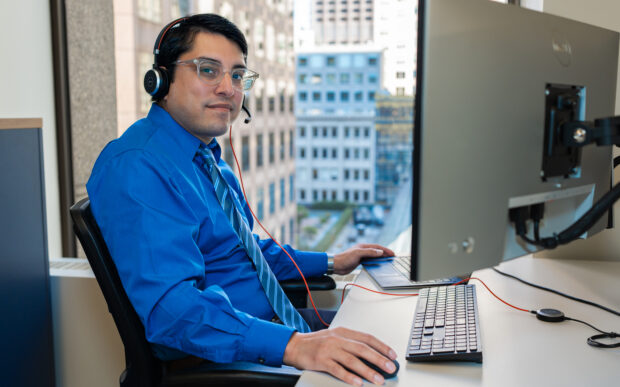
[154,13,248,101]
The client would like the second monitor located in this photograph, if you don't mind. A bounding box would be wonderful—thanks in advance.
[411,0,619,281]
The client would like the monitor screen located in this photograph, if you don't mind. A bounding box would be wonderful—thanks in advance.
[411,0,619,280]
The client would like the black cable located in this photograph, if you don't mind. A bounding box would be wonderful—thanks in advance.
[564,317,620,348]
[492,267,620,317]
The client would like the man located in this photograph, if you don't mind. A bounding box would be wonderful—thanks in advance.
[87,14,397,386]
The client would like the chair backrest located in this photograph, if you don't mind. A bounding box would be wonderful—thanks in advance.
[70,197,162,387]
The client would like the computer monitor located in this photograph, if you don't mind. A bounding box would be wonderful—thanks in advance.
[411,0,619,280]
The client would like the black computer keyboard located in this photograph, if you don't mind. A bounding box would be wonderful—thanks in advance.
[406,284,482,362]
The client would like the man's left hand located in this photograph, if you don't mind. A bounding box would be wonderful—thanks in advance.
[332,244,395,275]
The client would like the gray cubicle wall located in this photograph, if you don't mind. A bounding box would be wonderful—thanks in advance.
[0,119,55,386]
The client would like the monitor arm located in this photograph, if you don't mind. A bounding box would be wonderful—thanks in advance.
[562,116,620,148]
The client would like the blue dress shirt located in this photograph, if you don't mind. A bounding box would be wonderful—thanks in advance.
[86,104,327,366]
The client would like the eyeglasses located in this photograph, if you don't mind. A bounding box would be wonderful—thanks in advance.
[175,58,259,91]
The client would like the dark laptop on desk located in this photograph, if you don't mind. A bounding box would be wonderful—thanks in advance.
[362,256,466,290]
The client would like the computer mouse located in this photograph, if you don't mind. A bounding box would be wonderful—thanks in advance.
[357,358,399,380]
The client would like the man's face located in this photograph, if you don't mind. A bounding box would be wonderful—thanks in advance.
[161,31,245,144]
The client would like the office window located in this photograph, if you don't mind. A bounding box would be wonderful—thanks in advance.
[396,71,406,79]
[299,147,306,158]
[299,73,307,83]
[256,91,264,112]
[363,190,369,202]
[396,87,405,96]
[312,169,318,179]
[354,127,360,137]
[322,148,328,158]
[322,127,328,137]
[300,189,306,200]
[326,91,335,101]
[340,73,350,83]
[313,147,318,158]
[223,140,235,172]
[322,190,327,200]
[344,190,350,201]
[299,91,307,101]
[364,169,369,180]
[354,148,360,159]
[269,182,275,214]
[355,91,363,101]
[368,91,375,101]
[344,148,350,159]
[332,148,338,158]
[290,174,294,202]
[257,188,264,220]
[242,135,250,171]
[299,126,306,137]
[364,127,370,137]
[364,148,370,159]
[268,96,275,112]
[313,190,318,200]
[332,190,337,200]
[289,95,294,112]
[311,74,322,84]
[368,74,378,83]
[344,126,350,137]
[368,57,378,65]
[299,57,307,66]
[289,129,294,157]
[278,131,284,160]
[290,218,295,244]
[340,91,349,101]
[332,127,338,137]
[354,73,364,84]
[279,91,285,112]
[354,190,359,201]
[344,169,350,180]
[326,56,336,66]
[312,126,318,137]
[256,134,264,167]
[326,73,336,84]
[280,178,286,208]
[269,132,275,163]
[354,169,359,180]
[312,91,321,101]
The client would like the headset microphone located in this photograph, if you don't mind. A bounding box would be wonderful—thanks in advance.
[242,104,252,124]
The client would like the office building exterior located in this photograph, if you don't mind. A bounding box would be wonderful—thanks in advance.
[375,93,413,206]
[295,47,382,205]
[310,0,375,45]
[114,0,297,243]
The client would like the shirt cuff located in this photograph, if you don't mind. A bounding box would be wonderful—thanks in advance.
[295,251,329,276]
[240,318,296,366]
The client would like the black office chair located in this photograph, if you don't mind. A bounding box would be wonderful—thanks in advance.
[70,197,335,387]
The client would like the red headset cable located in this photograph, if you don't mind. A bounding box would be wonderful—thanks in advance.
[227,127,331,327]
[226,126,531,328]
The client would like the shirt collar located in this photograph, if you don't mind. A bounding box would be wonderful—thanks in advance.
[147,103,222,163]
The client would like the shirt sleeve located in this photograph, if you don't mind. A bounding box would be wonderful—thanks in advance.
[87,151,294,365]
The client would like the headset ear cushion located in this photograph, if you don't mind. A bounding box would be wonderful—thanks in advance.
[144,67,169,99]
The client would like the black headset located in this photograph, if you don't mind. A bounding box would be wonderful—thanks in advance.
[143,17,189,100]
[144,16,253,124]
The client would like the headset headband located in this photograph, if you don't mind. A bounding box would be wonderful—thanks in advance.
[153,17,189,67]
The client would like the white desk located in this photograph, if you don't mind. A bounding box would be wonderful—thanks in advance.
[296,256,620,386]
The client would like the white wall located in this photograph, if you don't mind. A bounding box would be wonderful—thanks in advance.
[540,0,620,260]
[0,0,61,259]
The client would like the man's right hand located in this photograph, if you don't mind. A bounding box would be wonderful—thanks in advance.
[282,327,398,386]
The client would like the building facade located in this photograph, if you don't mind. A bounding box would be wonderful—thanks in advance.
[375,93,413,206]
[295,48,382,205]
[113,0,298,243]
[310,0,375,46]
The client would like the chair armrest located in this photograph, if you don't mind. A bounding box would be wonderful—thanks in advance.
[279,275,336,292]
[164,361,301,386]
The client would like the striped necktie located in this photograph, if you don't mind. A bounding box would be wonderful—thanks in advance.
[196,146,311,333]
